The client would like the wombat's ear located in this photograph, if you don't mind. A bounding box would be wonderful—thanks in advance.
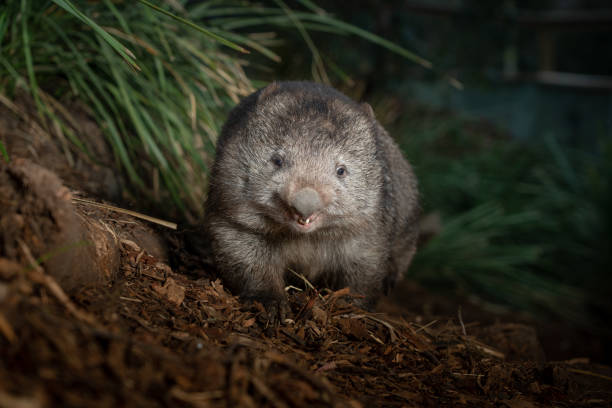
[360,102,375,119]
[257,82,280,102]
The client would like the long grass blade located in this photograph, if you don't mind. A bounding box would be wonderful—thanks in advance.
[0,140,9,163]
[136,0,249,54]
[51,0,141,70]
[273,0,328,83]
[21,0,42,111]
[0,9,9,45]
[303,13,431,68]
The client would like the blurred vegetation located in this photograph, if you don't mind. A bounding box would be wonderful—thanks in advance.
[390,103,612,328]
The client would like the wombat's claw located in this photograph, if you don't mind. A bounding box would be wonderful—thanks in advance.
[265,299,289,326]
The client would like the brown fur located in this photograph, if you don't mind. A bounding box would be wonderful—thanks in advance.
[205,81,419,313]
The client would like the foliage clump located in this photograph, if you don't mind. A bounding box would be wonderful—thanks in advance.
[396,105,612,327]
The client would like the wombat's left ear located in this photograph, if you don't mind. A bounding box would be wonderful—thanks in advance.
[360,102,375,119]
[257,82,280,102]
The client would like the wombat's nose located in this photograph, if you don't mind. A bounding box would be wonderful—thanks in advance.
[290,187,323,218]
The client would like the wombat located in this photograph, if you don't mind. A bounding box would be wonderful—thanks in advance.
[205,81,419,318]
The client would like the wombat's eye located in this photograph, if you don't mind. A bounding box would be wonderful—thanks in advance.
[271,154,284,168]
[336,165,347,177]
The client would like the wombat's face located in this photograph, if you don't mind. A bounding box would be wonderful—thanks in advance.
[214,84,383,236]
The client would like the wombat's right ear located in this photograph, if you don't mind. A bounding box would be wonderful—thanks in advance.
[257,82,280,102]
[360,102,375,119]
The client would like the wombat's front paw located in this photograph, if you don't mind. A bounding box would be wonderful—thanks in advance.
[244,292,290,326]
[263,297,289,326]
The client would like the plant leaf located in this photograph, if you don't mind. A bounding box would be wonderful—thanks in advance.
[51,0,141,71]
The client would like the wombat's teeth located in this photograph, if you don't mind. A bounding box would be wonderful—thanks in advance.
[297,217,311,225]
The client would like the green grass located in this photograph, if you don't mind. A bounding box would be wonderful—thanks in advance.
[0,140,9,163]
[0,0,430,219]
[2,0,258,218]
[394,105,611,327]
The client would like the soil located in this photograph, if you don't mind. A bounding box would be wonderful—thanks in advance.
[1,99,611,408]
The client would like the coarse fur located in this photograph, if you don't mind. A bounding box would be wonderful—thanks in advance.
[205,81,419,313]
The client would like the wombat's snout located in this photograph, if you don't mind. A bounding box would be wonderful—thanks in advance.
[290,187,324,224]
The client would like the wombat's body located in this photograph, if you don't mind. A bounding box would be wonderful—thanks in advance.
[205,81,419,313]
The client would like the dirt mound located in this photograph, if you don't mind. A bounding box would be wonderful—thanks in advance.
[0,93,121,201]
[0,159,116,290]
